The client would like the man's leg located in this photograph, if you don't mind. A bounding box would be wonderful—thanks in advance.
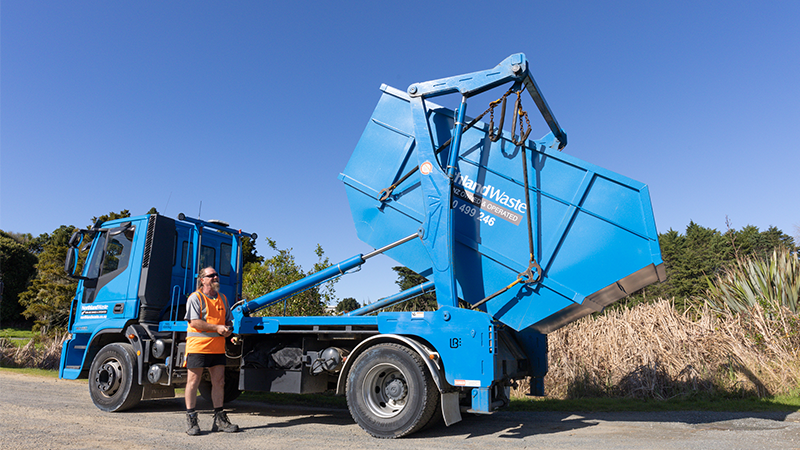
[185,367,203,410]
[208,364,239,432]
[207,364,225,410]
[185,367,203,435]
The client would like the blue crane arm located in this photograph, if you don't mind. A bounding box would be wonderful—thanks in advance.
[239,254,365,315]
[237,233,421,316]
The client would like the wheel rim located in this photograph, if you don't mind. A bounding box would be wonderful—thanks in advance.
[360,362,409,419]
[95,358,123,398]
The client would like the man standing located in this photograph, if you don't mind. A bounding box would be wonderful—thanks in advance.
[184,266,239,435]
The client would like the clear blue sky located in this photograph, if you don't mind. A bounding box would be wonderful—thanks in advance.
[2,1,798,305]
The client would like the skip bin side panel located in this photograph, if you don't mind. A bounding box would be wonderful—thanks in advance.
[341,85,662,332]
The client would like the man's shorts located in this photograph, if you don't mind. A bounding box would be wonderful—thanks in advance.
[186,353,227,369]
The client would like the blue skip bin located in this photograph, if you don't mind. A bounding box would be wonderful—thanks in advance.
[340,57,664,333]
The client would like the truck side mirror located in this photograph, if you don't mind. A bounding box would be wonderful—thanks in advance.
[65,230,90,280]
[68,230,83,248]
[64,247,78,276]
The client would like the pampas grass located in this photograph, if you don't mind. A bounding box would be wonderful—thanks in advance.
[0,333,65,370]
[526,299,799,399]
[513,249,800,400]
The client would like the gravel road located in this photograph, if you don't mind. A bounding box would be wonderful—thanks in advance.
[1,371,798,450]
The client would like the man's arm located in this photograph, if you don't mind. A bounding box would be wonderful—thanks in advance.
[185,292,232,337]
[188,319,232,337]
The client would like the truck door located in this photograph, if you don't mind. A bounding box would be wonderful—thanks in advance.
[76,224,137,326]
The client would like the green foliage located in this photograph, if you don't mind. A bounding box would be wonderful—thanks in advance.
[0,232,39,324]
[705,247,798,315]
[382,266,438,312]
[335,297,360,314]
[632,222,796,310]
[311,244,337,306]
[91,210,130,228]
[241,236,264,267]
[241,238,335,317]
[3,231,49,255]
[17,210,132,333]
[17,225,78,333]
[0,328,35,339]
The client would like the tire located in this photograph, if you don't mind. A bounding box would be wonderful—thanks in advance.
[421,400,444,431]
[88,343,143,412]
[198,369,242,404]
[346,343,439,438]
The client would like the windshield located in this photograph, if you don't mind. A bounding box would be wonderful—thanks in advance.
[82,225,135,303]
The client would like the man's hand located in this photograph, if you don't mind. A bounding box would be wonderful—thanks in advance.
[189,319,232,337]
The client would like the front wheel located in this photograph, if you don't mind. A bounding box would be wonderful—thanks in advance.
[346,343,439,438]
[88,343,143,412]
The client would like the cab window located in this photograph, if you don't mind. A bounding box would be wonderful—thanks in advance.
[220,243,232,276]
[82,225,135,303]
[200,245,215,270]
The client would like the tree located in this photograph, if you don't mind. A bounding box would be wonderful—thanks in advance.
[18,225,78,332]
[241,236,264,267]
[336,297,360,314]
[312,244,337,306]
[241,238,334,317]
[0,231,39,325]
[18,210,133,333]
[387,266,438,312]
[92,210,131,227]
[632,221,797,310]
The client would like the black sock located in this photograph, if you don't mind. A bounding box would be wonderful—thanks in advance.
[214,407,223,413]
[187,408,196,414]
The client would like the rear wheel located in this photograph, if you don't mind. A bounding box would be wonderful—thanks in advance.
[88,343,143,412]
[346,343,439,438]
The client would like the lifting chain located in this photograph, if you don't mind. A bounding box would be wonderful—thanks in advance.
[511,89,533,146]
[472,87,542,311]
[379,87,516,202]
[487,87,515,142]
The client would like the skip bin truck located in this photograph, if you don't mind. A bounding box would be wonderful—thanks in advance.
[59,53,665,438]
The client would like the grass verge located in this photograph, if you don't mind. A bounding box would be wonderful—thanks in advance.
[0,367,59,378]
[0,328,35,339]
[0,328,36,348]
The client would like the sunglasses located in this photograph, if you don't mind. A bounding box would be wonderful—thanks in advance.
[204,273,219,278]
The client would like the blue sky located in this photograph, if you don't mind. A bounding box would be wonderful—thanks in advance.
[2,1,798,305]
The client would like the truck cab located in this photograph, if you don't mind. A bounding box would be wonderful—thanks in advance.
[60,213,251,410]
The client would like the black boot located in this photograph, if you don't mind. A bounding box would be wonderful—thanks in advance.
[186,411,200,436]
[211,410,239,433]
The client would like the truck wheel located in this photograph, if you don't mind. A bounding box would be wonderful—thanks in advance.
[346,343,438,438]
[88,343,143,412]
[198,369,242,404]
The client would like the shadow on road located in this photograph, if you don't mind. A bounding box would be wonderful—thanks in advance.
[412,409,799,440]
[116,395,799,439]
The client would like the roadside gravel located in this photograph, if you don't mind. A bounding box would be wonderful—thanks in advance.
[1,371,798,450]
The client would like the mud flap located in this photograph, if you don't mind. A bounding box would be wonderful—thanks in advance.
[441,391,462,426]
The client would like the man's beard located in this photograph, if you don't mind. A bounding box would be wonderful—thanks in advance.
[212,281,221,291]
